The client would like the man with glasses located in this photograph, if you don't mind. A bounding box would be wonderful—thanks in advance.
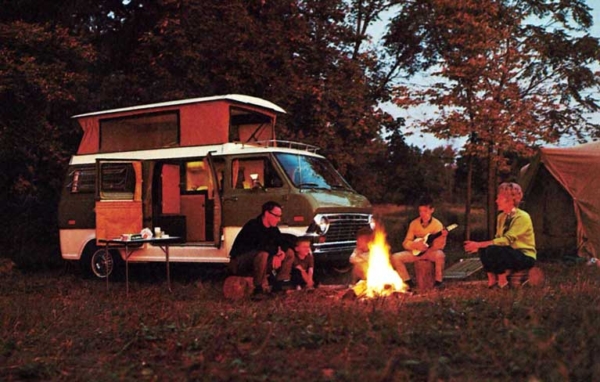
[229,201,294,298]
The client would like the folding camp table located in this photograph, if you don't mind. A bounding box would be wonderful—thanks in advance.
[99,236,181,295]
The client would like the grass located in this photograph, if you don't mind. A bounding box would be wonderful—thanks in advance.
[1,204,600,381]
[2,262,600,381]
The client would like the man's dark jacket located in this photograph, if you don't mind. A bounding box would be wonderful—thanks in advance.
[229,216,290,258]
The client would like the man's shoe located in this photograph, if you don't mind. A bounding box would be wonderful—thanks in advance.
[434,280,444,289]
[272,279,293,293]
[250,286,270,301]
[404,279,416,291]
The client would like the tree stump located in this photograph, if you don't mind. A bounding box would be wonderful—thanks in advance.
[527,267,545,286]
[414,261,435,290]
[508,266,545,287]
[223,276,254,299]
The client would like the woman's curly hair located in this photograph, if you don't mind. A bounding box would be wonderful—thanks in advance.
[498,182,523,206]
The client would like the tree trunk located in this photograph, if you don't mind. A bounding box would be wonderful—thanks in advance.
[487,147,497,238]
[465,155,473,241]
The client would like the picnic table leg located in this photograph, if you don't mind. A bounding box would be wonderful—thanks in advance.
[105,244,109,291]
[126,245,130,296]
[157,245,172,292]
[166,246,171,292]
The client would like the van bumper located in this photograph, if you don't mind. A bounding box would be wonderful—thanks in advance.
[312,246,353,267]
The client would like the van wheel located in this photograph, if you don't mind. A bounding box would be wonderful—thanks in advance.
[81,243,122,279]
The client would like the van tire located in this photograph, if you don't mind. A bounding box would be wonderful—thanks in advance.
[80,242,123,280]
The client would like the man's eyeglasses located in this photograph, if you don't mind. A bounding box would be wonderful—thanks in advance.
[267,210,282,218]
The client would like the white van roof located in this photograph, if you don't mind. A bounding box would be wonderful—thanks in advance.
[72,94,286,119]
[69,142,322,165]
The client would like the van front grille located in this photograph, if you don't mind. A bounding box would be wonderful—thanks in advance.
[322,214,371,243]
[311,214,371,258]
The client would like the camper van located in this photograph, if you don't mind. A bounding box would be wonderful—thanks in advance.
[58,95,373,278]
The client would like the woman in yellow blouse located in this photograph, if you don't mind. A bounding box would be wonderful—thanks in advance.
[464,182,536,289]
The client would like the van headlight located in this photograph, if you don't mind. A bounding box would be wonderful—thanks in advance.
[368,214,375,230]
[313,214,330,234]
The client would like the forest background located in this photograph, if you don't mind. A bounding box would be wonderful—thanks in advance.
[2,0,600,268]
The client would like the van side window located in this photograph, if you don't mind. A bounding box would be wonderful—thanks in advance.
[231,158,283,190]
[185,160,212,192]
[183,158,224,198]
[69,166,95,193]
[100,111,179,152]
[99,163,136,200]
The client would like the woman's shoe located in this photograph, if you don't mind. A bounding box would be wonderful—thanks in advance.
[498,282,510,290]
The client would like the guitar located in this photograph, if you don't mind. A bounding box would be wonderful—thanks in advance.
[411,224,458,256]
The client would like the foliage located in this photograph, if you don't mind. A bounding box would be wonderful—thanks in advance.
[388,0,600,150]
[68,0,431,199]
[385,0,600,233]
[0,20,96,267]
[0,0,576,263]
[0,0,404,266]
[383,129,457,204]
[61,0,397,178]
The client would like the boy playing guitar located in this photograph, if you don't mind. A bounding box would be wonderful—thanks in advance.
[390,195,450,290]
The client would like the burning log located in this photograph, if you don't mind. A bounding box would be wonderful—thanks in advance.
[340,280,410,300]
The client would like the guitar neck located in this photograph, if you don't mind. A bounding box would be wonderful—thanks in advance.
[412,224,458,256]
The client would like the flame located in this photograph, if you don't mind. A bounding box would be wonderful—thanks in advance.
[362,226,406,297]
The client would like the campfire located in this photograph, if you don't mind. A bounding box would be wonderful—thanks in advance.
[351,225,408,298]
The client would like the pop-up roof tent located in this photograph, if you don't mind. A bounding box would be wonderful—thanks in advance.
[520,141,600,260]
[73,94,285,155]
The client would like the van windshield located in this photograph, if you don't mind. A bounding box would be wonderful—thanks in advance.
[275,153,353,191]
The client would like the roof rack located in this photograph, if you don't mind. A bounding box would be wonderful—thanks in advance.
[241,140,320,153]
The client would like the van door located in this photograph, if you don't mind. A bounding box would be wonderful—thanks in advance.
[206,152,223,247]
[181,160,209,242]
[95,160,143,241]
[154,157,223,244]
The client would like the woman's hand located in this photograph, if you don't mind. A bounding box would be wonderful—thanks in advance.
[463,241,479,254]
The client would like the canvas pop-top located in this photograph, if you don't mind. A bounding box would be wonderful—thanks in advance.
[58,95,373,278]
